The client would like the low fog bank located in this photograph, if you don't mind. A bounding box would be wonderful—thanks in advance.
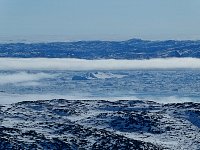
[0,72,55,85]
[0,58,200,70]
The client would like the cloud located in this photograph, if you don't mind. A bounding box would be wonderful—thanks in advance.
[0,58,200,70]
[0,72,55,85]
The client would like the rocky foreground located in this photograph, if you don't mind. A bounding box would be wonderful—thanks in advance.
[0,99,200,150]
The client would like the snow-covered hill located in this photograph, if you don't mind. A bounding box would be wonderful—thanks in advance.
[0,99,199,149]
[0,39,200,59]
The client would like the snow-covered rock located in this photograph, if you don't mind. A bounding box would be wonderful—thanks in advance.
[0,99,200,149]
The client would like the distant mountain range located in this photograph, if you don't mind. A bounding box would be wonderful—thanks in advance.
[0,39,200,59]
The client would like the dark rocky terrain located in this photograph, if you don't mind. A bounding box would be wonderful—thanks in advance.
[0,39,200,59]
[0,99,199,149]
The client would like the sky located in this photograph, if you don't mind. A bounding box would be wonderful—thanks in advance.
[0,0,200,41]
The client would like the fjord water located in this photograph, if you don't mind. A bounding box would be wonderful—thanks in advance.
[0,70,199,104]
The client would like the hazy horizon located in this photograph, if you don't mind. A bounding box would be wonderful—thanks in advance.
[1,35,200,44]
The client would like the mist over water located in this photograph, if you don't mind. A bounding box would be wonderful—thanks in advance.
[0,57,199,104]
[0,69,199,104]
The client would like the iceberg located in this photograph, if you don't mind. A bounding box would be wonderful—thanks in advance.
[72,72,127,80]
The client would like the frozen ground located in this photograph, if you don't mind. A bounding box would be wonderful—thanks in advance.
[0,99,199,149]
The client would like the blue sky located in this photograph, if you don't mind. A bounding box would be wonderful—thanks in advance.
[0,0,200,41]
